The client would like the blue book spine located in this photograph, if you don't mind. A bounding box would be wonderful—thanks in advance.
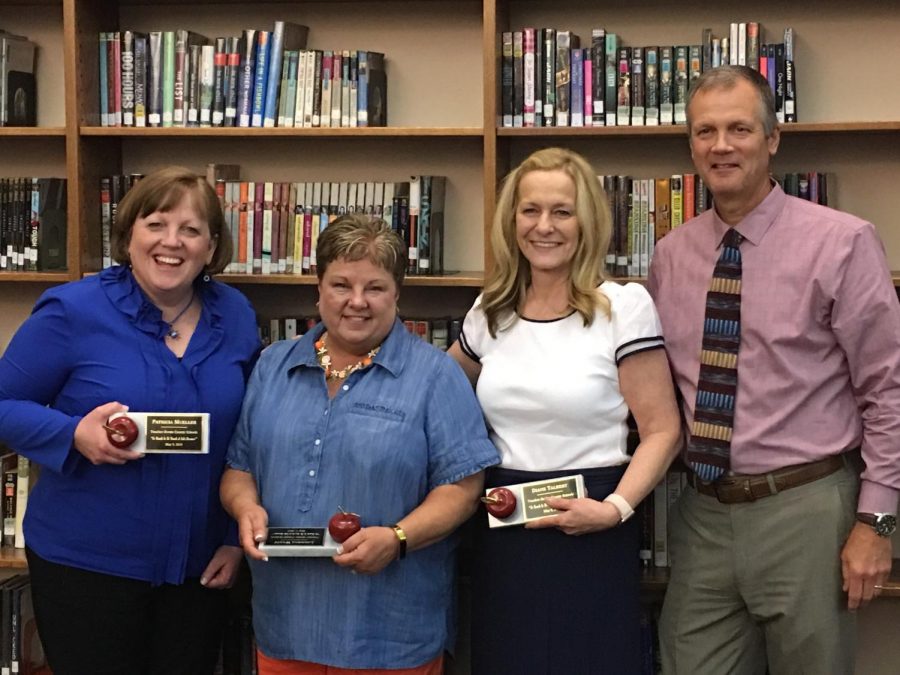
[357,51,368,127]
[571,48,584,126]
[263,23,286,127]
[251,31,270,127]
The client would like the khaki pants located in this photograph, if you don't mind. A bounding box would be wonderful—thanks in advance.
[660,462,859,675]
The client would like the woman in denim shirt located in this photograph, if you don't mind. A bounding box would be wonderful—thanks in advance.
[221,215,499,675]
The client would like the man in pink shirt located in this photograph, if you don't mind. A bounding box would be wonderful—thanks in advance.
[649,65,900,674]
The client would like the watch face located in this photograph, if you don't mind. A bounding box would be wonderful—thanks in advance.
[875,514,897,537]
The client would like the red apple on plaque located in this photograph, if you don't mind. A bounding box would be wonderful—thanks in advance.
[328,507,361,543]
[482,487,516,519]
[106,415,139,449]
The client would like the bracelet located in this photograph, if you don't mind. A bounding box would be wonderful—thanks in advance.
[390,525,407,560]
[603,493,635,524]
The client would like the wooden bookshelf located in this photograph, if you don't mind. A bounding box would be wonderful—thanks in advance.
[0,548,27,570]
[0,0,897,295]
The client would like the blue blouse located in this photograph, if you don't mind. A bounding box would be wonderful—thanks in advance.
[227,319,499,669]
[0,265,260,585]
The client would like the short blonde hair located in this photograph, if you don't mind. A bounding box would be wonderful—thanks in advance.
[316,214,407,287]
[482,147,611,337]
[112,166,231,274]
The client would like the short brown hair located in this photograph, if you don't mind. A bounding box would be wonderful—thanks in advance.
[112,166,232,275]
[316,214,406,287]
[686,65,778,137]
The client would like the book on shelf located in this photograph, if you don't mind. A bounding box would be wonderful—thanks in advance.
[615,47,630,126]
[262,21,309,127]
[147,32,163,127]
[33,178,67,272]
[1,453,15,549]
[630,47,644,126]
[133,33,149,127]
[591,29,605,126]
[161,31,175,127]
[570,47,584,127]
[0,32,36,127]
[542,28,555,127]
[523,28,536,127]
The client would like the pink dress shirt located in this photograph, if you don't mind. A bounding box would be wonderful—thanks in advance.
[649,183,900,513]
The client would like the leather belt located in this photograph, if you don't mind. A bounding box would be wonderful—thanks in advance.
[688,452,855,504]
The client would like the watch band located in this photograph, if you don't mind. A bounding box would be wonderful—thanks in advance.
[856,512,897,537]
[603,493,635,524]
[391,525,407,559]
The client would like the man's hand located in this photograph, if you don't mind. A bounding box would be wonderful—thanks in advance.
[841,522,892,610]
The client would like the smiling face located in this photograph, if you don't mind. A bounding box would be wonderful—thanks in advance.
[127,191,216,307]
[688,78,780,219]
[514,169,580,279]
[317,256,399,357]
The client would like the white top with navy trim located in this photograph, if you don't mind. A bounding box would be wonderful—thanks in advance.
[459,282,664,471]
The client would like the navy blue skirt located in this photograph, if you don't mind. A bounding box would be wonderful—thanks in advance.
[469,465,641,675]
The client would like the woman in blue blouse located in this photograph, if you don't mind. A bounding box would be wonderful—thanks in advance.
[0,167,260,675]
[221,215,499,675]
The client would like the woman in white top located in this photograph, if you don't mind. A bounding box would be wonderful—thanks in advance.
[449,147,681,674]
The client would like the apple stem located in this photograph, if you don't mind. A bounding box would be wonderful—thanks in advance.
[481,496,499,504]
[338,505,346,514]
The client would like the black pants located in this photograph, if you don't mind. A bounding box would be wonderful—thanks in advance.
[26,547,228,675]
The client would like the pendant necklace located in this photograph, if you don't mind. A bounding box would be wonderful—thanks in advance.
[315,333,380,381]
[164,292,195,339]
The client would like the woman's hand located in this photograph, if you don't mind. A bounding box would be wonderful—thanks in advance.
[73,401,144,465]
[524,497,621,535]
[200,545,243,589]
[332,526,400,575]
[234,502,270,561]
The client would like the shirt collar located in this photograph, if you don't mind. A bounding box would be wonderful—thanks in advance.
[710,180,786,248]
[286,317,408,378]
[99,264,223,337]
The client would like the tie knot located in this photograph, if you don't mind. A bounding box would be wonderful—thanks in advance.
[722,229,743,248]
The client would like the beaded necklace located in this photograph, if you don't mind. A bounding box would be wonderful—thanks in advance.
[315,333,380,381]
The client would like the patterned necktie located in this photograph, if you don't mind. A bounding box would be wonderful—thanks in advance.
[687,228,743,482]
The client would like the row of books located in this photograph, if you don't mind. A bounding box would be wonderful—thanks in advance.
[0,575,47,675]
[500,23,796,128]
[260,315,462,352]
[601,171,830,278]
[101,173,448,277]
[0,31,36,127]
[0,178,67,273]
[98,21,387,129]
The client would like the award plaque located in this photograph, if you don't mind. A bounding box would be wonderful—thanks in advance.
[483,474,587,528]
[259,527,342,557]
[106,412,210,454]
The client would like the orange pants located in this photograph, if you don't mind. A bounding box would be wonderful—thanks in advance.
[257,650,444,675]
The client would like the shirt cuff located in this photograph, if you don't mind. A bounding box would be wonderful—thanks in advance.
[857,479,899,515]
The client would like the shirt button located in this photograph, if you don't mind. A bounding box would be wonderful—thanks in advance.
[324,410,328,415]
[314,439,321,446]
[309,470,316,477]
[342,384,349,391]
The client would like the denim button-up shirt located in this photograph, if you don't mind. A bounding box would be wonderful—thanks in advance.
[227,319,499,669]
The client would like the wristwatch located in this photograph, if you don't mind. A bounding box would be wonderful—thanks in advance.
[856,513,897,537]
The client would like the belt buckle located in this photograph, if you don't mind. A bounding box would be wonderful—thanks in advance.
[712,478,756,503]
